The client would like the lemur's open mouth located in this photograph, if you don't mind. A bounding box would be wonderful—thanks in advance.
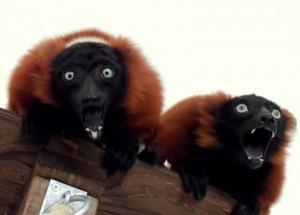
[243,126,275,169]
[80,105,105,141]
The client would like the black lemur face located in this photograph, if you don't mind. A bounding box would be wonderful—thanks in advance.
[51,43,126,141]
[215,95,286,170]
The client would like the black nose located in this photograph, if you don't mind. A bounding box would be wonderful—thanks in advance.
[260,113,275,124]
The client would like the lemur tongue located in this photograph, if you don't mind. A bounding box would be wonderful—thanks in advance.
[244,145,264,160]
[244,127,273,161]
[83,111,103,141]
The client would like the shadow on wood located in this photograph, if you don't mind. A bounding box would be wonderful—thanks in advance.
[0,108,235,215]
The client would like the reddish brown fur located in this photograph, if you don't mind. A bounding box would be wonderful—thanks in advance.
[154,92,230,164]
[154,92,296,214]
[258,109,296,214]
[195,92,232,149]
[154,96,201,164]
[8,29,163,139]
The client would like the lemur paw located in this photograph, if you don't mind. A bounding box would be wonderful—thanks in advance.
[178,165,208,201]
[231,203,260,215]
[137,144,158,165]
[22,112,50,148]
[103,142,139,174]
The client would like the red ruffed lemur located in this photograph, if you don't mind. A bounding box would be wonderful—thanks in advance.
[154,92,296,215]
[8,29,162,174]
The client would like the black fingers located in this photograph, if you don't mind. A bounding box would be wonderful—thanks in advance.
[22,110,50,147]
[179,165,192,193]
[178,164,207,201]
[21,102,73,147]
[103,141,139,175]
[231,202,260,215]
[190,176,206,200]
[137,144,158,165]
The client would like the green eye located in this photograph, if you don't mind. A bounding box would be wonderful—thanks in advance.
[64,71,75,81]
[236,104,248,113]
[272,109,281,119]
[102,68,114,79]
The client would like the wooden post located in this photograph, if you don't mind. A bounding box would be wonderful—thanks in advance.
[0,108,235,215]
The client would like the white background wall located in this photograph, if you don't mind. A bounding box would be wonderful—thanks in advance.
[0,0,299,214]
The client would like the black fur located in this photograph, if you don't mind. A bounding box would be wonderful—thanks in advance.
[22,102,83,146]
[22,43,140,174]
[180,95,286,215]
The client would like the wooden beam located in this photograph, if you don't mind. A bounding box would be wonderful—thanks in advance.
[0,108,235,215]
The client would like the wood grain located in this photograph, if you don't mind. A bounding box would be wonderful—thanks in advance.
[0,108,236,215]
[100,162,234,215]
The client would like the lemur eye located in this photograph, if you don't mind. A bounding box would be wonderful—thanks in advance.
[272,109,281,119]
[102,67,114,79]
[236,104,248,113]
[63,71,75,81]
